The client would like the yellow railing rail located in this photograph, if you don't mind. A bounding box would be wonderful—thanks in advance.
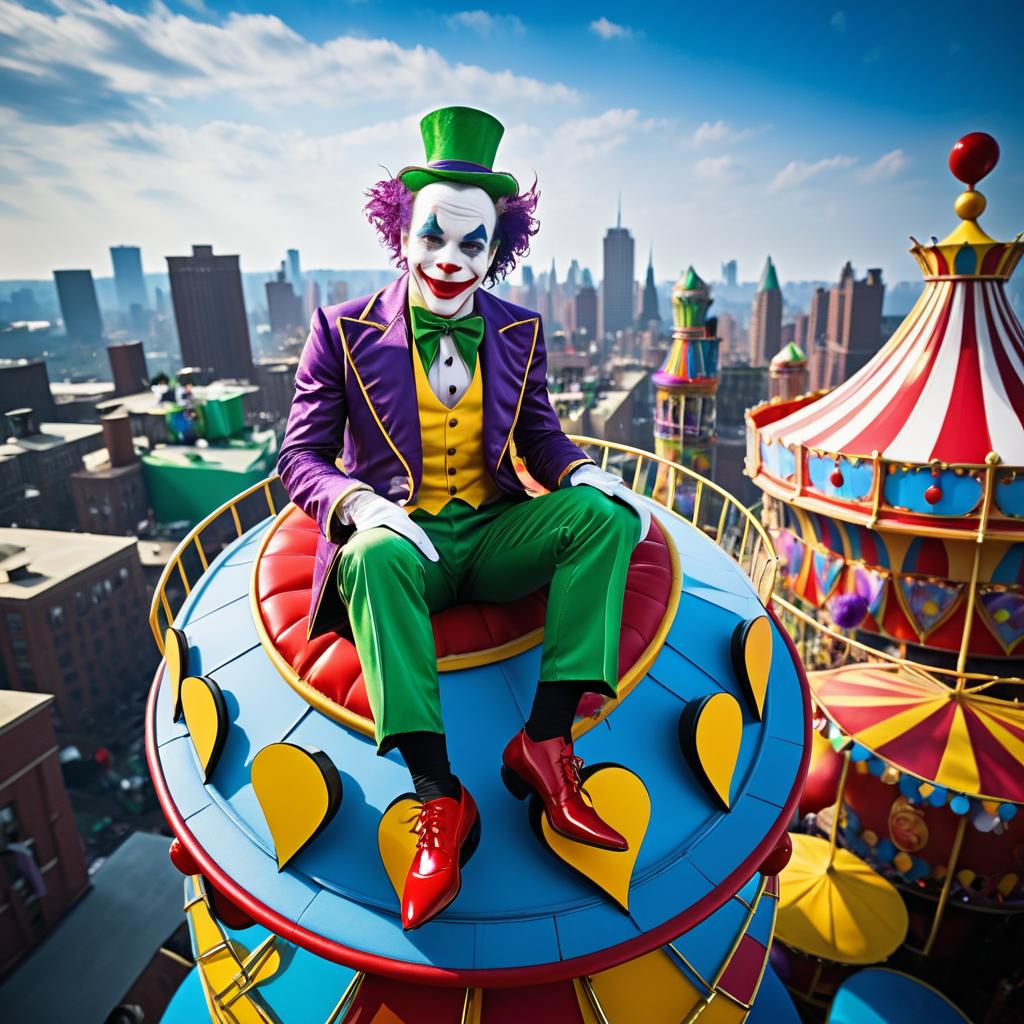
[148,476,283,654]
[567,436,778,604]
[148,438,778,653]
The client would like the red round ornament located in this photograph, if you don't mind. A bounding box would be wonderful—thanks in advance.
[759,832,793,876]
[924,484,943,505]
[830,469,844,488]
[949,132,1000,187]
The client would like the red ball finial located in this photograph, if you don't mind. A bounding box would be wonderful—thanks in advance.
[949,132,1000,187]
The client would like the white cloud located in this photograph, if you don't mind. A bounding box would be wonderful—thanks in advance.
[859,148,908,183]
[692,120,755,147]
[694,155,741,182]
[768,154,856,192]
[446,11,526,36]
[540,108,660,166]
[830,10,846,31]
[589,17,638,40]
[0,0,577,121]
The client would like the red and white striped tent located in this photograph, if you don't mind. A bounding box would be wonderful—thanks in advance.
[765,275,1024,467]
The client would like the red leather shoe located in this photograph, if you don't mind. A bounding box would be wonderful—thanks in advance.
[501,729,628,852]
[401,785,480,930]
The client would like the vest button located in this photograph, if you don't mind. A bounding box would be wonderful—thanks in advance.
[447,448,456,456]
[448,467,456,476]
[449,418,457,428]
[448,384,457,395]
[449,486,457,495]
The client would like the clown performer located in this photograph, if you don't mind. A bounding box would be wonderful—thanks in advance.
[277,107,651,931]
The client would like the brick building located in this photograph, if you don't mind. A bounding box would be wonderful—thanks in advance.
[0,530,154,729]
[0,690,89,976]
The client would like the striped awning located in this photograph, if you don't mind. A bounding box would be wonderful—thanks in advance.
[766,278,1024,466]
[810,662,1024,804]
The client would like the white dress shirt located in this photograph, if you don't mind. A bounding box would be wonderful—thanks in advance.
[426,331,472,408]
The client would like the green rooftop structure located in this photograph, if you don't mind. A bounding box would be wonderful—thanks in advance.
[759,255,780,292]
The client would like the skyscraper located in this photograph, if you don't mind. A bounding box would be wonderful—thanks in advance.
[266,262,303,337]
[53,269,104,343]
[167,245,254,380]
[639,248,661,327]
[721,260,738,288]
[575,279,598,345]
[110,245,148,312]
[287,249,302,288]
[806,286,829,388]
[748,256,782,366]
[820,262,885,389]
[602,201,635,338]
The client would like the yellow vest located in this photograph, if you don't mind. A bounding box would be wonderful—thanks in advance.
[406,348,500,516]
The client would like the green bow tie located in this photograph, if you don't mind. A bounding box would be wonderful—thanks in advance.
[409,305,485,376]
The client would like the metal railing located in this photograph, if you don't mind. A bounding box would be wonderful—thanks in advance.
[148,438,778,654]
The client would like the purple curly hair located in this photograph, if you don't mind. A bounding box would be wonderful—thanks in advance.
[363,176,540,286]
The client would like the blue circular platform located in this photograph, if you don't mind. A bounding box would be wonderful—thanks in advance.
[148,500,808,983]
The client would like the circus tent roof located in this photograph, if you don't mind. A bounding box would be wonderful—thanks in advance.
[761,132,1024,469]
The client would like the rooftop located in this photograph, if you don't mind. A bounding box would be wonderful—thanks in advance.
[0,528,138,599]
[0,689,53,737]
[2,421,104,452]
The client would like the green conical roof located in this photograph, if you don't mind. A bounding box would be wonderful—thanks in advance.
[682,265,705,290]
[771,340,806,366]
[759,256,780,291]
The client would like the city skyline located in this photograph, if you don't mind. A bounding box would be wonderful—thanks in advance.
[2,1,1022,284]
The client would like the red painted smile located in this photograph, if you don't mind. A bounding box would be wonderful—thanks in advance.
[418,268,478,301]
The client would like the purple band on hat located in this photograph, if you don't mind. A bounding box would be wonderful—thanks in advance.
[429,159,492,173]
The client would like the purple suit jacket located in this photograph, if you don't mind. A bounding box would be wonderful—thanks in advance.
[276,273,591,640]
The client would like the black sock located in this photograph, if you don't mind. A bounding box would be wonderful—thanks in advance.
[393,731,461,803]
[525,680,592,743]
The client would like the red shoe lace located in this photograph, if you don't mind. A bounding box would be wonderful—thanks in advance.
[559,745,585,792]
[412,801,449,850]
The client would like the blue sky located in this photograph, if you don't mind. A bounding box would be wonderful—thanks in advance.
[2,0,1022,286]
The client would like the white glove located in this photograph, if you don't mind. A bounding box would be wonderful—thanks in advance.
[568,464,651,543]
[338,489,440,562]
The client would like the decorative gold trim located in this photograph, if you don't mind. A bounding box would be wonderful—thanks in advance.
[495,317,540,476]
[557,457,594,487]
[358,287,386,322]
[337,316,415,504]
[324,482,372,542]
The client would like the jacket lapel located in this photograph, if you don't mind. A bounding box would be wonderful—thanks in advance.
[477,290,540,483]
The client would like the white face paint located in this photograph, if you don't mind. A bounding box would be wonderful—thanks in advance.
[401,181,498,318]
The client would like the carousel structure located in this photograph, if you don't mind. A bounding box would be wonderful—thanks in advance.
[747,132,1024,1011]
[147,438,809,1023]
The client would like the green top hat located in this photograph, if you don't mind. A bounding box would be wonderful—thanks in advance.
[398,106,519,200]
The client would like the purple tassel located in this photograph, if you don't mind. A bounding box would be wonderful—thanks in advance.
[830,593,869,629]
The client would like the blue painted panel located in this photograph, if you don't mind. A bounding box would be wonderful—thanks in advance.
[747,887,777,947]
[807,456,874,500]
[627,857,712,934]
[672,891,749,982]
[996,476,1024,518]
[830,967,970,1023]
[884,466,982,517]
[180,597,261,677]
[761,441,795,480]
[296,887,478,969]
[158,736,212,821]
[553,898,644,961]
[745,737,804,808]
[476,915,562,969]
[154,661,189,745]
[185,801,322,924]
[689,796,784,886]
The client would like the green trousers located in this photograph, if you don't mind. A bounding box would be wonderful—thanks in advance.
[336,486,640,752]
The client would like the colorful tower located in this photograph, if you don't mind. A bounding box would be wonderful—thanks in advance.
[747,133,1024,994]
[652,267,720,512]
[768,341,808,401]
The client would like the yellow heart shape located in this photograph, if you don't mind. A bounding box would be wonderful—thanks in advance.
[377,795,422,902]
[679,691,743,810]
[181,675,228,782]
[164,626,189,722]
[251,743,342,871]
[539,766,649,912]
[732,615,773,720]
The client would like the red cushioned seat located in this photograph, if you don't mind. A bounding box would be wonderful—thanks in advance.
[254,504,678,734]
